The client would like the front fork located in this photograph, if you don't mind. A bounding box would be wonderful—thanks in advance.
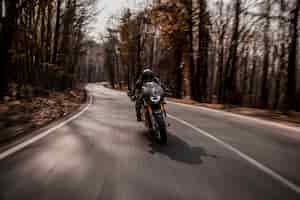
[144,105,155,130]
[161,103,167,118]
[161,103,169,127]
[144,103,168,131]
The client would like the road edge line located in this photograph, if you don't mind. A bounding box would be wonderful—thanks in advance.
[168,101,300,133]
[0,95,93,161]
[168,114,300,195]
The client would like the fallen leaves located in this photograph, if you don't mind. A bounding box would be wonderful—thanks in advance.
[0,89,85,143]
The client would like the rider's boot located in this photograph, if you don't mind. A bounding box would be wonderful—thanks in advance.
[136,113,142,122]
[136,107,142,122]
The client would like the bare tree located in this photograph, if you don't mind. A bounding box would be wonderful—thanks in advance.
[52,0,62,64]
[273,0,287,109]
[260,0,271,108]
[194,0,210,102]
[285,0,300,110]
[223,0,241,104]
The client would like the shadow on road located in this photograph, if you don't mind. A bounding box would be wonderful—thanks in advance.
[147,132,217,165]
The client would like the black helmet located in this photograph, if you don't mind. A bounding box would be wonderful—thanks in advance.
[142,69,154,82]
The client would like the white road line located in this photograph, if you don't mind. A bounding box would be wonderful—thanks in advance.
[0,96,93,161]
[168,101,300,133]
[168,114,300,194]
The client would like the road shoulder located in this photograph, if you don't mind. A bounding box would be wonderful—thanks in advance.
[0,92,92,157]
[167,98,300,132]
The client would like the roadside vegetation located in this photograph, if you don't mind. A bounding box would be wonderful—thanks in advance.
[0,0,99,142]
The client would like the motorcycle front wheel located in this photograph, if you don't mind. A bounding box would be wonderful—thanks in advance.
[154,113,167,145]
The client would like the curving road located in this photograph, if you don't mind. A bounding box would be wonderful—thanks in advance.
[0,84,300,200]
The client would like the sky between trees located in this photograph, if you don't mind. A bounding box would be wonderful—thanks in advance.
[95,0,232,34]
[95,0,148,34]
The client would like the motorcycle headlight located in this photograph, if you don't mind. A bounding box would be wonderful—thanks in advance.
[150,96,161,103]
[152,86,164,96]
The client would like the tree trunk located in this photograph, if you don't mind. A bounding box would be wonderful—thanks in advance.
[175,46,183,98]
[241,48,249,100]
[260,0,271,108]
[217,44,224,103]
[183,0,194,100]
[196,0,210,102]
[40,0,46,63]
[182,52,192,99]
[52,0,62,64]
[273,0,287,109]
[0,0,17,97]
[224,0,241,104]
[285,0,300,110]
[216,0,225,103]
[46,1,52,62]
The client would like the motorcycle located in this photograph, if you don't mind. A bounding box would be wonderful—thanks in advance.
[141,81,168,145]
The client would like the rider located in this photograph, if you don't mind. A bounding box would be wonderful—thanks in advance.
[135,68,161,121]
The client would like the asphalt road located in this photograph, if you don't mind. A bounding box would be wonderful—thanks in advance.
[0,84,300,200]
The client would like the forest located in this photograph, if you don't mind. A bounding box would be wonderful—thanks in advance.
[1,0,300,112]
[102,0,300,112]
[0,0,99,138]
[0,0,98,96]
